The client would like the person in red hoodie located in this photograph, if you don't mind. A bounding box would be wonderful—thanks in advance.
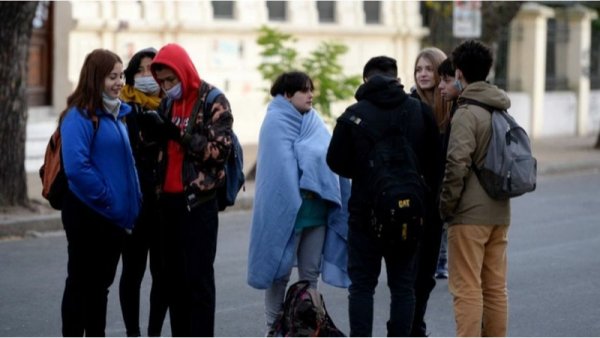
[150,43,233,337]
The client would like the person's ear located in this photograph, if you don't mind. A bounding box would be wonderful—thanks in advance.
[454,69,463,81]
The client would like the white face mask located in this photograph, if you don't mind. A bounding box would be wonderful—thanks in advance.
[164,82,182,100]
[134,76,160,94]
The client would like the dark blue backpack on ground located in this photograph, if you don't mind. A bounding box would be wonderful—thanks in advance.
[203,87,245,211]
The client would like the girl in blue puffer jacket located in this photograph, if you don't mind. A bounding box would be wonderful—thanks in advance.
[59,48,141,337]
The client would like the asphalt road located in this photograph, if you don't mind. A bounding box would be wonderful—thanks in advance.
[1,171,600,337]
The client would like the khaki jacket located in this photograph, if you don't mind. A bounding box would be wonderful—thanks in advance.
[440,81,511,226]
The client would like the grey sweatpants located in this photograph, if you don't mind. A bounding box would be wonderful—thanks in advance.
[264,225,326,327]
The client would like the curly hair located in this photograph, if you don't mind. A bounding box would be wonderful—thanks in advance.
[451,40,493,83]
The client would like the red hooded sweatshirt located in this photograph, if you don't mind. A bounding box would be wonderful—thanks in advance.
[152,43,201,193]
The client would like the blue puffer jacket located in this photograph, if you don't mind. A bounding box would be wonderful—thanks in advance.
[61,105,142,230]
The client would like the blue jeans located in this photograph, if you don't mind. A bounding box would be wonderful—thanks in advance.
[348,219,419,337]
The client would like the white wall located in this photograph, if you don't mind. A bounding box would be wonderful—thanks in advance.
[542,91,578,137]
[506,92,532,134]
[588,90,600,134]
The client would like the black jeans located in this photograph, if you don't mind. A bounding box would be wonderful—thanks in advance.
[411,214,443,337]
[159,193,219,337]
[61,190,125,337]
[347,217,419,337]
[119,194,168,337]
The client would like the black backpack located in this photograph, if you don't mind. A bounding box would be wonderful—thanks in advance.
[268,280,345,337]
[342,100,426,247]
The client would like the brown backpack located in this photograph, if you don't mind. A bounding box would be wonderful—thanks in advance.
[39,116,98,209]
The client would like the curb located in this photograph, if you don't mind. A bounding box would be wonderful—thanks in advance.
[537,160,600,176]
[0,197,255,239]
[0,214,63,239]
[2,157,599,239]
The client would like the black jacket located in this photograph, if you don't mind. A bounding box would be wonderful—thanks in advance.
[125,101,162,199]
[327,75,444,218]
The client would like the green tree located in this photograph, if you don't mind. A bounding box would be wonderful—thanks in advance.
[256,25,360,122]
[0,1,39,208]
[302,42,361,119]
[256,26,298,94]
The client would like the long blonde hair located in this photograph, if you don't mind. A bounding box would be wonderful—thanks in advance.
[414,47,451,132]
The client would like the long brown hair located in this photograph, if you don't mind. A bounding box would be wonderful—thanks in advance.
[59,49,122,121]
[414,47,451,132]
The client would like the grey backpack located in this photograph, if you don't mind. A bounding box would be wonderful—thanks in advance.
[463,99,537,199]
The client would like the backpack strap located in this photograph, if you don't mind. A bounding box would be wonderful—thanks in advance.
[183,82,210,140]
[339,97,414,144]
[203,86,223,123]
[459,97,495,113]
[458,98,495,175]
[180,82,223,139]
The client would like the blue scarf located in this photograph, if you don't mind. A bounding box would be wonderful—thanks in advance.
[247,95,350,289]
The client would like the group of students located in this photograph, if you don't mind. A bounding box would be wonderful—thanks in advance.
[58,43,232,337]
[57,39,510,337]
[251,39,511,337]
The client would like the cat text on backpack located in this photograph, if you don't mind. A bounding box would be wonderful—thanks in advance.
[340,100,427,248]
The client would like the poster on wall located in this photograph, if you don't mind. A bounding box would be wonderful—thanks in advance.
[453,0,481,38]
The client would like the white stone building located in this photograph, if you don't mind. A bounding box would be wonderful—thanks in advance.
[32,0,427,145]
[24,1,600,173]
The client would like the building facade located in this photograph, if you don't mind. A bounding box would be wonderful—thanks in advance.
[26,1,600,147]
[30,0,427,144]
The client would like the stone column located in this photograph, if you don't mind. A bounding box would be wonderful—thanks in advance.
[565,5,597,136]
[52,2,75,112]
[508,3,554,138]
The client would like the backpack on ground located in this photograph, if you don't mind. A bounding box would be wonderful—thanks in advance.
[39,115,99,210]
[341,100,426,248]
[461,98,537,199]
[268,280,345,337]
[202,87,246,211]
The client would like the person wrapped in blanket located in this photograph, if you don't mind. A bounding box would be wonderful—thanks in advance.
[247,71,351,335]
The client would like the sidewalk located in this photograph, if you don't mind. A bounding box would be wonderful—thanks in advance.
[2,135,600,238]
